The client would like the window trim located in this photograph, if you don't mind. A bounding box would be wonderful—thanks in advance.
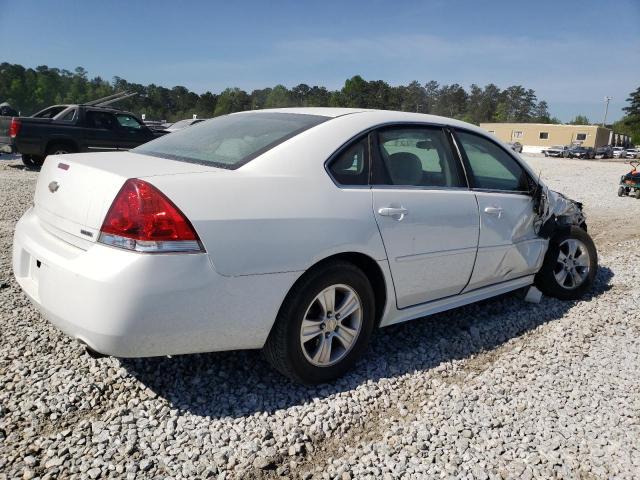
[451,128,535,196]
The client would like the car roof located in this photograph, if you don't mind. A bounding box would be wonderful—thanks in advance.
[235,107,491,135]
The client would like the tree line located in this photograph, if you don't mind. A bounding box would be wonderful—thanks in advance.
[0,62,569,126]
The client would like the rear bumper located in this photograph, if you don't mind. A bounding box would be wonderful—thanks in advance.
[0,142,15,154]
[12,208,298,357]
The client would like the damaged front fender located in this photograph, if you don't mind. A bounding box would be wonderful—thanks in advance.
[533,186,586,239]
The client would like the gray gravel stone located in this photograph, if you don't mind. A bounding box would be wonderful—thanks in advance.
[0,154,639,479]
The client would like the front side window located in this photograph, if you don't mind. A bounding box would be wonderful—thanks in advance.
[134,112,328,169]
[328,137,368,185]
[456,130,530,192]
[116,114,143,129]
[373,127,464,188]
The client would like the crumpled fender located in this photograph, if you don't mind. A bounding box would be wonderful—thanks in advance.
[533,185,586,239]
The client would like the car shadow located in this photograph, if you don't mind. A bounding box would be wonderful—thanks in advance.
[120,266,613,419]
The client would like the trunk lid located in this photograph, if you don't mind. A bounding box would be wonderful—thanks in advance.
[34,151,219,247]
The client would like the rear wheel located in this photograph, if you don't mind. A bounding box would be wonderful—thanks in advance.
[263,260,375,384]
[535,226,597,300]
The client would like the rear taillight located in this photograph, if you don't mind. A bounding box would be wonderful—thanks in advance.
[98,178,203,253]
[9,118,21,138]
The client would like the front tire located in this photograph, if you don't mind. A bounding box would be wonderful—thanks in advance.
[635,189,640,200]
[535,226,597,300]
[618,186,625,197]
[263,261,375,384]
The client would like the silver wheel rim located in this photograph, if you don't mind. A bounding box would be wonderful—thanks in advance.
[554,239,590,290]
[300,284,363,367]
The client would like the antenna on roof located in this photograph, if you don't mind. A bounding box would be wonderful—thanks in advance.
[95,92,138,106]
[84,91,131,106]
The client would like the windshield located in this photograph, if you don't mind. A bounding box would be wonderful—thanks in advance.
[134,112,328,169]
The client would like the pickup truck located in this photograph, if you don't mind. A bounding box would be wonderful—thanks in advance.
[0,104,166,168]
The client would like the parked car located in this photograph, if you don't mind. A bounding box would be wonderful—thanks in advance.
[595,145,614,159]
[507,141,523,153]
[613,147,626,158]
[0,104,166,168]
[143,120,169,132]
[567,146,596,159]
[165,118,207,132]
[624,148,639,159]
[12,108,597,384]
[542,145,569,157]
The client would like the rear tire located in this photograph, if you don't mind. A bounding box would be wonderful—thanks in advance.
[535,226,597,300]
[21,154,45,169]
[263,260,375,384]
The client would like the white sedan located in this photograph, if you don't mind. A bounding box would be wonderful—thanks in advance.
[12,108,597,384]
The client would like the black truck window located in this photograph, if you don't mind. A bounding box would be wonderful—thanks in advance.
[86,111,118,130]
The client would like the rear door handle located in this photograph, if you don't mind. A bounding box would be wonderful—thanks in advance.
[483,206,503,218]
[378,206,408,220]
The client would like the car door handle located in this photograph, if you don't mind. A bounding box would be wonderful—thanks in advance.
[378,206,408,220]
[483,206,503,218]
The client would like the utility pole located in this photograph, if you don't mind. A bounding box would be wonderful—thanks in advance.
[602,96,612,126]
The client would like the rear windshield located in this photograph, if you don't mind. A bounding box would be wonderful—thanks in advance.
[134,112,328,169]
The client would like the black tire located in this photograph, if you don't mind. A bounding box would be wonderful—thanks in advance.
[635,189,640,200]
[543,152,548,157]
[535,226,597,301]
[263,260,375,384]
[618,186,625,197]
[21,154,45,169]
[46,143,76,156]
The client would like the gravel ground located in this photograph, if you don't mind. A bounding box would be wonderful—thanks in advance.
[1,154,639,479]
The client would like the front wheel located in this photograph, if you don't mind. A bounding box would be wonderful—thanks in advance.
[635,189,640,199]
[263,261,375,384]
[618,186,626,197]
[535,226,597,300]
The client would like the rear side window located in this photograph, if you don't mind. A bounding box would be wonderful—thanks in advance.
[373,127,465,187]
[456,130,530,192]
[134,112,328,169]
[328,137,368,186]
[86,111,118,130]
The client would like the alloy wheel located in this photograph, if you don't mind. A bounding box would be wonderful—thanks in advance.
[299,284,363,367]
[553,238,591,290]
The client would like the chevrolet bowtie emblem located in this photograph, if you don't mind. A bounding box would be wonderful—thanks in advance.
[48,181,60,193]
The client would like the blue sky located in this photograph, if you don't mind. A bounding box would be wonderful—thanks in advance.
[0,0,638,122]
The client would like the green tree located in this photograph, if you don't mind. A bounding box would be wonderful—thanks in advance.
[568,115,590,125]
[264,85,292,108]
